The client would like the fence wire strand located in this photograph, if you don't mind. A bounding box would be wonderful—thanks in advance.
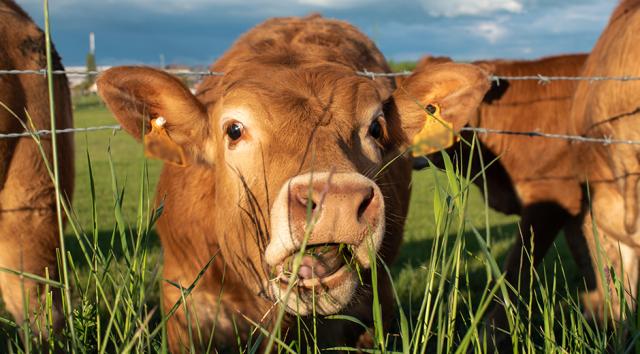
[0,125,121,138]
[460,127,640,146]
[3,124,640,146]
[0,69,225,77]
[2,68,640,82]
[2,68,640,145]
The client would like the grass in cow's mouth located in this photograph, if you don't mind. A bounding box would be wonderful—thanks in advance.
[278,243,355,285]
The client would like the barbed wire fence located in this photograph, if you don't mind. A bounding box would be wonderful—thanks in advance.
[1,68,640,145]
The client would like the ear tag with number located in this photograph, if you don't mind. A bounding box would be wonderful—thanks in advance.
[143,116,187,167]
[411,103,458,157]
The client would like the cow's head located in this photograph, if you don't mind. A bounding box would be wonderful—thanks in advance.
[97,61,489,316]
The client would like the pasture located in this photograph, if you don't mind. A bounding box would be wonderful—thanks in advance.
[1,92,605,352]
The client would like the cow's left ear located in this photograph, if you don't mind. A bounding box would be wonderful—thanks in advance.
[391,62,490,155]
[97,66,212,166]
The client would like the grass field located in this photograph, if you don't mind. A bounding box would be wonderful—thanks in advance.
[0,93,628,352]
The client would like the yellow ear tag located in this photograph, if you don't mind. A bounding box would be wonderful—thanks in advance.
[144,117,187,167]
[411,103,458,157]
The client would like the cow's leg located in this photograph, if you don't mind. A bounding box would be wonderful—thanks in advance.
[562,210,603,311]
[580,213,639,322]
[502,202,571,287]
[485,202,570,342]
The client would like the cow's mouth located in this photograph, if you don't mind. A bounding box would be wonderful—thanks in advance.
[276,243,355,288]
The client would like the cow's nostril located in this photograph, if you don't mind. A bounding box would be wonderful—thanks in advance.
[357,187,375,221]
[297,194,317,212]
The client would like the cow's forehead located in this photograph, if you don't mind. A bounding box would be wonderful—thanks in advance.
[217,65,390,127]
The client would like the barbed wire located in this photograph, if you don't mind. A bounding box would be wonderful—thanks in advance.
[460,127,640,146]
[2,68,640,82]
[488,75,640,84]
[2,123,640,146]
[0,69,224,77]
[0,125,121,139]
[357,69,640,83]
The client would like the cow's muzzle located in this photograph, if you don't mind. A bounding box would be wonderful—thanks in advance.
[266,172,384,296]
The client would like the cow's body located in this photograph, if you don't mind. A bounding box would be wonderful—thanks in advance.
[571,0,640,320]
[414,54,603,335]
[417,54,593,286]
[472,55,586,217]
[98,15,490,352]
[472,55,597,293]
[0,0,74,336]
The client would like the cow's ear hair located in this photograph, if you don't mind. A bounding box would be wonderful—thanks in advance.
[395,56,453,88]
[414,56,453,71]
[483,78,510,104]
[97,66,211,166]
[472,62,510,103]
[391,62,490,155]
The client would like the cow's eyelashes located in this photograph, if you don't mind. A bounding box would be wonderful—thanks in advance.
[225,121,244,142]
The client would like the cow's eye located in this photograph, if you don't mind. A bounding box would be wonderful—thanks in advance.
[368,118,383,140]
[226,122,243,141]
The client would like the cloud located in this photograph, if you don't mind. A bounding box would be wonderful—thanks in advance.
[472,21,508,43]
[296,0,374,9]
[419,0,523,17]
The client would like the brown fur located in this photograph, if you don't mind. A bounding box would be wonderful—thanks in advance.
[98,15,489,352]
[414,54,603,337]
[0,0,74,337]
[472,55,592,294]
[418,54,591,278]
[570,0,640,320]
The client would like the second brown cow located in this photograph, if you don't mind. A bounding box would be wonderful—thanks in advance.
[413,53,600,329]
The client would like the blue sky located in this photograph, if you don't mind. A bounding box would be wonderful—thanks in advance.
[18,0,617,67]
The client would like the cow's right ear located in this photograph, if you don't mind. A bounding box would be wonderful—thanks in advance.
[97,66,211,167]
[392,62,490,156]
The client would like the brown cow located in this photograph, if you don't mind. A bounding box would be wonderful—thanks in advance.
[571,0,640,321]
[97,15,490,351]
[0,0,74,338]
[413,54,599,330]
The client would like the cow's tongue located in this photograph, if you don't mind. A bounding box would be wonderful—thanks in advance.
[284,245,347,280]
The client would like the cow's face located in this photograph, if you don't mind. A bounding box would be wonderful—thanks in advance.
[97,62,489,316]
